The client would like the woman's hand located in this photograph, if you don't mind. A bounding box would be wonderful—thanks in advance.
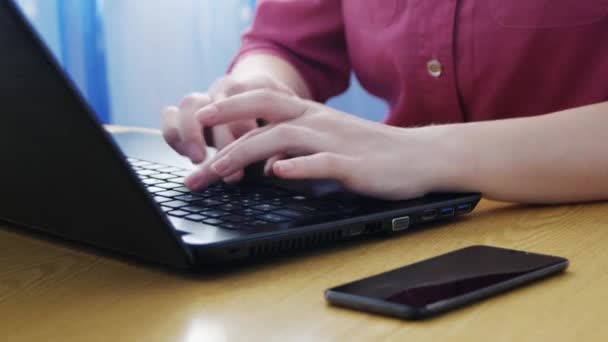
[185,89,461,200]
[161,73,294,183]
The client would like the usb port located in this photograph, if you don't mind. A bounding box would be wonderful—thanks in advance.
[456,204,472,214]
[440,207,455,217]
[391,216,410,232]
[421,209,438,221]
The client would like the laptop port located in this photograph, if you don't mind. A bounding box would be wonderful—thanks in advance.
[421,209,438,221]
[391,216,410,232]
[348,225,365,236]
[456,204,472,215]
[440,207,455,217]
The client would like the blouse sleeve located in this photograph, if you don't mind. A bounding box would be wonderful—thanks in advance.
[231,0,351,102]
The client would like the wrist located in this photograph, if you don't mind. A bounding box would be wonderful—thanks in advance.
[405,124,479,194]
[230,53,311,99]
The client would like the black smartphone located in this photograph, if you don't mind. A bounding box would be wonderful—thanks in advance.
[325,245,568,320]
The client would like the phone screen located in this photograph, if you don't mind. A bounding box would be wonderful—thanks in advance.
[329,246,567,308]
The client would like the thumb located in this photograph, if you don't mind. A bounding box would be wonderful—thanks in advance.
[272,153,353,183]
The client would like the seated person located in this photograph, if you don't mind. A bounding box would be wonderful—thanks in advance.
[162,0,608,204]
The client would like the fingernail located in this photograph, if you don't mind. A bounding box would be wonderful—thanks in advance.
[275,161,294,173]
[196,105,219,122]
[263,163,273,176]
[211,156,231,175]
[187,144,204,163]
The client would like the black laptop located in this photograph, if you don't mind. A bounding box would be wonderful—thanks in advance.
[0,0,481,268]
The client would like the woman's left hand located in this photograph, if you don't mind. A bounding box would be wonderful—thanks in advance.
[185,89,461,200]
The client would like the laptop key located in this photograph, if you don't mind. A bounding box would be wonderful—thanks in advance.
[203,218,224,225]
[193,189,215,197]
[163,200,189,208]
[172,186,193,193]
[259,213,289,223]
[239,208,263,216]
[149,173,178,180]
[171,170,191,177]
[193,198,225,207]
[154,196,171,203]
[136,169,159,176]
[157,190,183,197]
[237,199,258,207]
[185,214,206,222]
[157,182,182,189]
[269,197,285,205]
[168,177,185,184]
[220,223,243,230]
[157,166,182,173]
[142,178,163,185]
[200,209,228,218]
[168,210,189,217]
[147,186,165,194]
[182,205,205,213]
[174,194,204,202]
[219,203,242,212]
[252,203,279,212]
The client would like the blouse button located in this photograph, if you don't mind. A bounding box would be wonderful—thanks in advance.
[426,59,442,78]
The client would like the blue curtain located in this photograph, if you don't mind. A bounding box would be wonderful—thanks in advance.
[15,0,386,127]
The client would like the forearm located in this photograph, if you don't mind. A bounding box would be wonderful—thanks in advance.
[230,53,312,99]
[433,101,608,204]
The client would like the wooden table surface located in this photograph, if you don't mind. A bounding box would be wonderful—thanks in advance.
[2,127,608,342]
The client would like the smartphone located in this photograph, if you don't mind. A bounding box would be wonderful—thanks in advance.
[325,245,568,320]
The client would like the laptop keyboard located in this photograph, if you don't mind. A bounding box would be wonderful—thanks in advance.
[127,158,357,231]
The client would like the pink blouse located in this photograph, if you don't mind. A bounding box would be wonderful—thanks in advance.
[233,0,608,126]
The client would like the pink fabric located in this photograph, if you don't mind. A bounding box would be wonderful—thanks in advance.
[233,0,608,126]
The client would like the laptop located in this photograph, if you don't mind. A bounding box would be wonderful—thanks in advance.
[0,0,481,269]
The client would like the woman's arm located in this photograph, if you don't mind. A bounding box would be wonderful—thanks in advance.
[186,90,608,205]
[443,101,608,204]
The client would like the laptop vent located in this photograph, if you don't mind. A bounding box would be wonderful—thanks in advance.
[249,229,344,257]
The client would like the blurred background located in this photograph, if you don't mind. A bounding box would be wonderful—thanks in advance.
[15,0,387,127]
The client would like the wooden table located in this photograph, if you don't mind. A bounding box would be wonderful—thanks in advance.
[2,128,608,341]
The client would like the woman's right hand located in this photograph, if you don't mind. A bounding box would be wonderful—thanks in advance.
[161,73,294,182]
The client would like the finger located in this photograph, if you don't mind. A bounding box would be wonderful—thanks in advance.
[210,124,277,163]
[213,125,324,179]
[212,125,245,183]
[195,89,309,127]
[229,120,259,139]
[264,154,288,176]
[184,124,278,190]
[210,76,294,101]
[161,106,186,154]
[177,93,213,163]
[223,170,245,184]
[272,153,355,183]
[212,124,236,150]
